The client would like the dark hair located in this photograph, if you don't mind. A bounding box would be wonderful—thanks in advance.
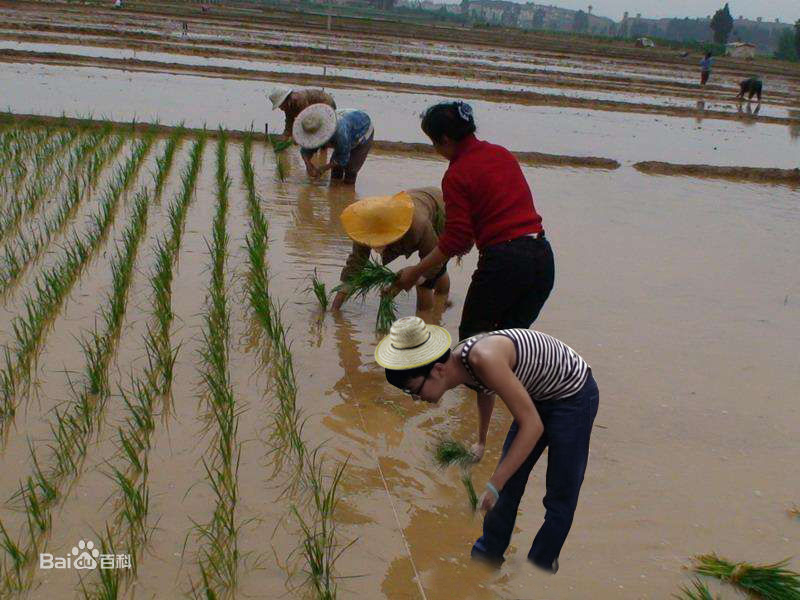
[420,101,476,144]
[385,349,451,391]
[705,51,713,58]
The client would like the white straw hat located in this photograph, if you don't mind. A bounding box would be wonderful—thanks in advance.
[293,104,337,150]
[268,87,292,110]
[375,316,452,370]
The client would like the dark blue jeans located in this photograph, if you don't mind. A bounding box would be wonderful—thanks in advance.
[471,371,599,570]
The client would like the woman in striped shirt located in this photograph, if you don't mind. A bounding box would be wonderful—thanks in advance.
[375,317,599,573]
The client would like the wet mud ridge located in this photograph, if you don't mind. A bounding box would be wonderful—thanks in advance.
[634,161,800,186]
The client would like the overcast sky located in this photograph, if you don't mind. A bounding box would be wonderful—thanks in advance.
[443,1,800,22]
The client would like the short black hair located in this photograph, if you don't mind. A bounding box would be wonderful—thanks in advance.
[385,349,451,391]
[420,101,476,145]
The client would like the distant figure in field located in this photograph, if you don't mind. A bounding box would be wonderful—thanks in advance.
[699,51,713,86]
[268,87,337,137]
[114,0,122,7]
[737,77,763,102]
[181,21,188,37]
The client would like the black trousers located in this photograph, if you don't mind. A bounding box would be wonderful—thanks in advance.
[458,235,555,341]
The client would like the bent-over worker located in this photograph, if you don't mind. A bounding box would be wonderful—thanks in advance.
[294,105,374,185]
[333,188,450,312]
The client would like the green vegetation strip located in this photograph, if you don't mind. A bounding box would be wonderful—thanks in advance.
[80,128,187,600]
[241,133,351,599]
[0,135,165,591]
[189,132,241,598]
[0,131,154,423]
[0,125,121,295]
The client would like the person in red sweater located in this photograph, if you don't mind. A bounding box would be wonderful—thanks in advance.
[392,101,555,460]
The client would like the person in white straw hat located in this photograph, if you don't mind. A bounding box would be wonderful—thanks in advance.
[333,188,450,311]
[294,105,374,184]
[376,316,599,575]
[267,87,336,137]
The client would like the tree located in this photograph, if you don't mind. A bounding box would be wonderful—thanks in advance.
[795,19,800,57]
[532,8,545,29]
[774,28,799,61]
[572,9,589,32]
[710,3,733,44]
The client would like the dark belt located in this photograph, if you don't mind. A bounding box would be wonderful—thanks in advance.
[480,230,546,255]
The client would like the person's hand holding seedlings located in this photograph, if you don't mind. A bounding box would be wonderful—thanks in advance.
[392,246,448,294]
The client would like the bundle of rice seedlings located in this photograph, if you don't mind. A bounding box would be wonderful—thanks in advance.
[692,553,800,599]
[334,260,399,333]
[461,473,478,513]
[673,578,719,600]
[434,438,474,468]
[335,259,397,301]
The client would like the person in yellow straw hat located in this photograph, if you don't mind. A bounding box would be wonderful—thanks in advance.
[375,316,599,575]
[333,188,450,311]
[294,104,374,184]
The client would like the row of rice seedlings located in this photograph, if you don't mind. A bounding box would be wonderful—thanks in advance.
[691,553,800,599]
[190,132,241,599]
[0,127,83,244]
[0,182,155,594]
[81,132,193,600]
[240,133,350,598]
[0,126,122,295]
[240,135,303,476]
[0,132,155,423]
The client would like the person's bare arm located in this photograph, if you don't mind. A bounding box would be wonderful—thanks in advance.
[472,392,495,461]
[469,341,544,511]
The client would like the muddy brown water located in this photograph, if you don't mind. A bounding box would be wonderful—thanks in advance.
[0,127,797,598]
[2,63,799,170]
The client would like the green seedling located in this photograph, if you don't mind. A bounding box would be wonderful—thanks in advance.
[461,472,479,513]
[692,553,800,599]
[673,578,719,600]
[308,270,329,311]
[376,295,397,334]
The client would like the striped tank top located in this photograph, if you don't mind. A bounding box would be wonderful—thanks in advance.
[460,329,589,402]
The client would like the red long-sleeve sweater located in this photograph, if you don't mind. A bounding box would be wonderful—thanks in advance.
[437,135,543,257]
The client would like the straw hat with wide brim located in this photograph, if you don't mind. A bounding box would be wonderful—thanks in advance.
[340,192,414,248]
[293,104,337,150]
[268,87,292,110]
[375,317,452,370]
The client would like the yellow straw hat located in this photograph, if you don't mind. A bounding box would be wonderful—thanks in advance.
[375,316,452,370]
[340,192,414,248]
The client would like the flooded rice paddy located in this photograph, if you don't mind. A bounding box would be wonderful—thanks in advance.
[0,1,798,598]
